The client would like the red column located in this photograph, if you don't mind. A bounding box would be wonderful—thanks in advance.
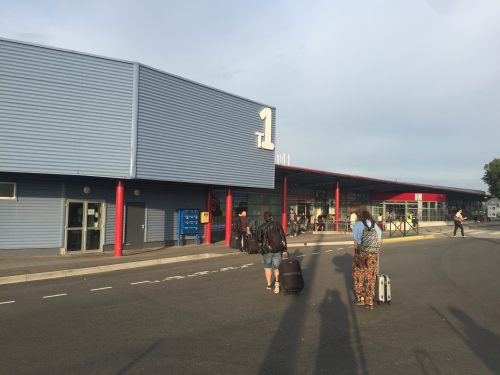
[114,180,124,257]
[206,187,212,245]
[282,175,288,233]
[225,187,232,246]
[335,182,340,232]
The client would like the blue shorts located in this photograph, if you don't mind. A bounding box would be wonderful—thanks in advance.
[262,252,282,270]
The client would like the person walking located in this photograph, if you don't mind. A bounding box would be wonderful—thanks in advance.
[352,210,382,310]
[236,210,251,251]
[257,211,287,294]
[453,209,467,237]
[288,208,298,237]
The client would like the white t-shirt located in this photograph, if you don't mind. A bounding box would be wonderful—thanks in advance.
[350,213,357,224]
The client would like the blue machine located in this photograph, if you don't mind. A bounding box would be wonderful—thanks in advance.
[177,209,200,245]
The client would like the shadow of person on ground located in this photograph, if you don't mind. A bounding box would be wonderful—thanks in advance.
[257,248,318,374]
[449,306,500,374]
[333,252,369,375]
[315,289,358,374]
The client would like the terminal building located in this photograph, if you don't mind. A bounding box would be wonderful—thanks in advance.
[0,38,486,255]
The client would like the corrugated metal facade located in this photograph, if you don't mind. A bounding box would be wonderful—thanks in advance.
[0,39,134,178]
[135,65,276,188]
[144,185,205,242]
[0,174,207,251]
[0,174,63,250]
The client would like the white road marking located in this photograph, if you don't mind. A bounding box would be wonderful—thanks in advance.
[43,293,67,299]
[0,300,15,305]
[90,287,112,292]
[492,231,500,235]
[130,281,150,285]
[296,255,306,257]
[337,247,344,250]
[163,276,186,281]
[325,249,334,253]
[311,252,321,255]
[471,231,485,234]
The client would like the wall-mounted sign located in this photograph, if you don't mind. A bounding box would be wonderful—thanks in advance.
[200,211,210,224]
[255,107,275,151]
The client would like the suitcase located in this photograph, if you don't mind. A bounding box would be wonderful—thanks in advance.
[230,232,239,249]
[278,255,304,295]
[376,254,391,304]
[247,234,260,254]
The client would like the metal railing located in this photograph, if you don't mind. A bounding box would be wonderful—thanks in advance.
[387,217,419,237]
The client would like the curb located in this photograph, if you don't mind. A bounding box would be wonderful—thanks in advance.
[0,252,236,286]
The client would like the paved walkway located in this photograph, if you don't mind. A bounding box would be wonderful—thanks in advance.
[1,221,497,285]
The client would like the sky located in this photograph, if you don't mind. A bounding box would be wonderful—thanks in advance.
[1,0,499,191]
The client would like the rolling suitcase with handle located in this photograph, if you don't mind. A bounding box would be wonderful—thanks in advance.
[278,253,304,295]
[376,253,391,305]
[247,234,260,254]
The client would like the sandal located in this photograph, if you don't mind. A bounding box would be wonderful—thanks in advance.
[354,297,365,306]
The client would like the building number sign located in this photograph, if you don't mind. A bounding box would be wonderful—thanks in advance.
[255,108,275,151]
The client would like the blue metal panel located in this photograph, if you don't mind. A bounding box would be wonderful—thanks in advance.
[136,65,276,188]
[0,38,134,178]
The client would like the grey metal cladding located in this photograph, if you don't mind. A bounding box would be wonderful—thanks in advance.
[0,177,63,249]
[0,39,134,178]
[136,66,275,189]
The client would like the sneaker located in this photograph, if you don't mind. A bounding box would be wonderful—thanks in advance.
[453,235,456,237]
[274,281,280,294]
[266,285,272,290]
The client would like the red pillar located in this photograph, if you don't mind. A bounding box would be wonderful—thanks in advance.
[206,187,212,245]
[335,182,340,232]
[114,180,124,257]
[282,175,288,233]
[225,187,233,246]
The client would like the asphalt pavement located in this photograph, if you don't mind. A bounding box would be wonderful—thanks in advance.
[1,231,499,374]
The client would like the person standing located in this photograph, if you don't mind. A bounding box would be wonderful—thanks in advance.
[349,210,358,231]
[352,210,382,310]
[289,208,298,237]
[453,209,467,237]
[257,211,287,294]
[236,210,251,251]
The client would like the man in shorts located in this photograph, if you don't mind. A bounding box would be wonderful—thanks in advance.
[257,211,287,294]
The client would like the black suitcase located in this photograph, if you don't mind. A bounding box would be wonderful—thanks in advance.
[247,234,260,254]
[278,255,304,294]
[230,232,239,249]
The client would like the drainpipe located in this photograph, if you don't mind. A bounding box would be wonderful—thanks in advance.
[282,176,288,233]
[335,182,340,231]
[206,187,212,245]
[225,187,232,246]
[114,180,124,257]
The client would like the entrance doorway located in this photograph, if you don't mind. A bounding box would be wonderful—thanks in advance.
[65,201,104,252]
[125,202,146,249]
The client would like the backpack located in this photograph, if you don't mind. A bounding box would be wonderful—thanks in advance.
[361,221,381,254]
[267,223,286,253]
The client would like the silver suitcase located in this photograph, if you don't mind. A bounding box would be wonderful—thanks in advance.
[376,254,391,305]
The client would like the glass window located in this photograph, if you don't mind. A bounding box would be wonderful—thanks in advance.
[0,182,16,199]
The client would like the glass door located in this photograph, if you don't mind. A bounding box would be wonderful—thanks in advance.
[86,203,102,251]
[65,201,104,253]
[67,202,84,252]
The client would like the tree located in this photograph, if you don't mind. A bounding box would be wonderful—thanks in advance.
[482,158,500,197]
